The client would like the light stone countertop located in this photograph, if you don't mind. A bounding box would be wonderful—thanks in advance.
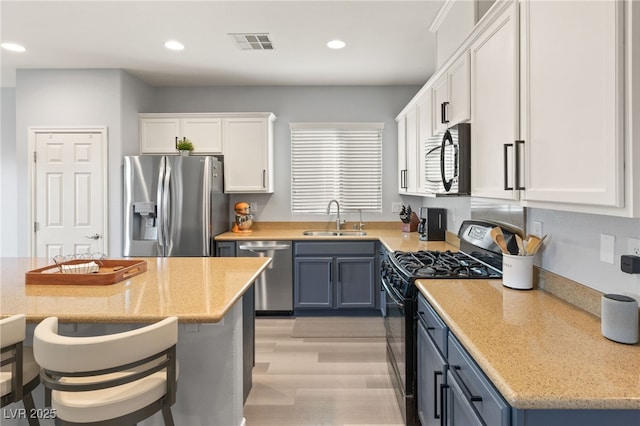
[215,221,456,253]
[217,223,640,411]
[0,256,271,323]
[416,280,640,410]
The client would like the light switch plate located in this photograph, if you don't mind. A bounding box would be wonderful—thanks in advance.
[532,221,543,237]
[392,202,402,213]
[600,234,615,264]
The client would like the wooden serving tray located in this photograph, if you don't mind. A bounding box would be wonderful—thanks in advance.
[25,259,147,286]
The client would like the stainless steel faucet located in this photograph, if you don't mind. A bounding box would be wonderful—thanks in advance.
[326,199,341,230]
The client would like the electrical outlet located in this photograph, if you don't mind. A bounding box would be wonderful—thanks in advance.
[600,234,615,264]
[250,202,257,213]
[628,237,640,256]
[392,202,402,213]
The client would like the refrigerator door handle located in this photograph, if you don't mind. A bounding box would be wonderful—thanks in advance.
[162,157,173,256]
[157,157,167,252]
[203,158,212,256]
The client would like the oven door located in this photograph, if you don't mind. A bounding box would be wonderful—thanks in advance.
[383,277,406,385]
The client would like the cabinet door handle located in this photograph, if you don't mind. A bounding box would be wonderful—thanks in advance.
[503,143,514,191]
[400,169,408,189]
[440,383,449,426]
[441,101,450,124]
[451,365,483,403]
[434,370,443,420]
[515,140,525,190]
[262,170,266,188]
[175,136,178,150]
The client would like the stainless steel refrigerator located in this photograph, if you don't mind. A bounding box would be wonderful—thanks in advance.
[123,156,229,256]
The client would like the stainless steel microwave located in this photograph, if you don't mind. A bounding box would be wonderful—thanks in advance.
[423,123,470,195]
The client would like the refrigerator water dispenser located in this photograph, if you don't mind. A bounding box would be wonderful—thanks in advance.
[133,201,157,241]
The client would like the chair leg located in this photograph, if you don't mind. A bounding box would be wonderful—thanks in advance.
[161,406,174,426]
[22,392,40,426]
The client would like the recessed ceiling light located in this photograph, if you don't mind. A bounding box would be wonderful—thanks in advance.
[327,40,346,49]
[1,42,26,52]
[164,40,184,51]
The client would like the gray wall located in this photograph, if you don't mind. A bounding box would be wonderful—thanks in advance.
[151,85,418,224]
[2,69,638,301]
[527,208,640,299]
[12,69,154,256]
[1,88,17,257]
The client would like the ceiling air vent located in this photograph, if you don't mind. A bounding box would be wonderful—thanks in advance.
[229,33,274,50]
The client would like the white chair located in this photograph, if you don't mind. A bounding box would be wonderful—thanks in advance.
[1,314,41,426]
[34,317,178,426]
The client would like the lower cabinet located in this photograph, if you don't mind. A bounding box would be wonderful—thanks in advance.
[417,293,509,426]
[215,240,252,403]
[294,242,377,312]
[417,319,447,426]
[417,293,640,426]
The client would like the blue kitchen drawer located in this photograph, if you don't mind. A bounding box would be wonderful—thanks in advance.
[417,293,448,357]
[447,334,510,426]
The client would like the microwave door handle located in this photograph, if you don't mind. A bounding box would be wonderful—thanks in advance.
[441,129,454,192]
[453,143,459,179]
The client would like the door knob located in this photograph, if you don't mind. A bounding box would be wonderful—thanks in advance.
[84,233,101,240]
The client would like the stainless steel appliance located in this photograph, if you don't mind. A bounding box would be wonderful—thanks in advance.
[423,123,470,195]
[236,241,293,315]
[123,156,228,256]
[381,220,518,425]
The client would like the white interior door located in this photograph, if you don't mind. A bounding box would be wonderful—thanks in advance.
[33,129,108,258]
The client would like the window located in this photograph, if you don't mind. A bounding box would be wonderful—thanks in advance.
[290,122,383,213]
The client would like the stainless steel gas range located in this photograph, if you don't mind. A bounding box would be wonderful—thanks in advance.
[380,220,520,426]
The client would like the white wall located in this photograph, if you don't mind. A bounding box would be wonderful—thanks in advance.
[151,85,419,224]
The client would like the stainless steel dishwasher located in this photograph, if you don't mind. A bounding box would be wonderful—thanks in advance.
[236,241,293,315]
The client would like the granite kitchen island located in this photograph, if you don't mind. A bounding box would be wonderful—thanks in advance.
[0,256,271,426]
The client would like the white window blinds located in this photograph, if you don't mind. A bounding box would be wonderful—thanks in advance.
[290,122,384,213]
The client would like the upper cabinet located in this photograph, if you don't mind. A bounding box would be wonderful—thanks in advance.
[470,1,519,201]
[223,114,276,193]
[397,89,432,195]
[139,112,276,194]
[519,0,624,209]
[431,0,475,69]
[399,0,638,217]
[432,51,471,134]
[140,114,222,154]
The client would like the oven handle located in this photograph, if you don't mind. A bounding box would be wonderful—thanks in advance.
[381,277,404,307]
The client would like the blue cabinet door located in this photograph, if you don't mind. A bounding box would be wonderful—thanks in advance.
[294,257,332,308]
[336,257,375,308]
[418,319,447,426]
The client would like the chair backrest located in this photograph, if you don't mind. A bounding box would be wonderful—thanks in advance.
[0,314,26,349]
[33,317,178,373]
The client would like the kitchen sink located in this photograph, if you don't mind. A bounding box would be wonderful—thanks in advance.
[302,230,367,237]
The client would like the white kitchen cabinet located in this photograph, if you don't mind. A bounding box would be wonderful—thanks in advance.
[433,51,470,135]
[520,0,624,208]
[223,114,276,193]
[470,1,519,201]
[139,114,222,154]
[416,89,433,193]
[397,89,432,195]
[397,107,419,194]
[397,112,407,193]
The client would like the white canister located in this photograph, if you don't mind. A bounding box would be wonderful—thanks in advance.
[601,294,639,344]
[502,253,534,290]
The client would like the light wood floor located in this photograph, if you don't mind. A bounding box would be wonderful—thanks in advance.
[244,317,404,426]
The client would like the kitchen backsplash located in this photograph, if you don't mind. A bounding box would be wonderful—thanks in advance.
[413,194,640,302]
